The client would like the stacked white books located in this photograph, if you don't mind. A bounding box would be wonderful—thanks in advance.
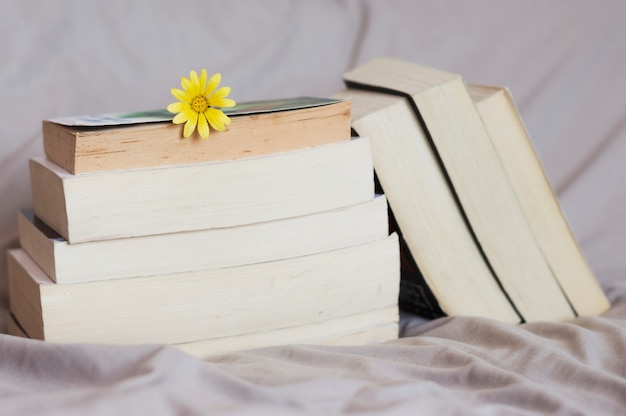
[6,97,401,359]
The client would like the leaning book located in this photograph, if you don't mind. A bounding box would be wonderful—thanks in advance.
[334,87,520,324]
[468,84,610,316]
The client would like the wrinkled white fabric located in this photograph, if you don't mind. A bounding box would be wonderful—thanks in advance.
[1,1,626,414]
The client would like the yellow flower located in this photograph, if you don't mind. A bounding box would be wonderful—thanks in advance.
[167,69,236,139]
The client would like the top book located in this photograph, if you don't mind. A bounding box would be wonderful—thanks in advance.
[43,97,351,174]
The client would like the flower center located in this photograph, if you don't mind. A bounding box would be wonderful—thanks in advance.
[191,96,209,113]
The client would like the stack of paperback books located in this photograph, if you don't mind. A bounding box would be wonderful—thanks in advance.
[6,97,401,358]
[9,58,611,355]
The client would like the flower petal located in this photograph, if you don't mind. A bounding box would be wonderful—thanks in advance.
[183,112,199,138]
[205,108,230,131]
[181,76,192,92]
[197,113,210,139]
[172,112,187,124]
[210,86,230,100]
[199,69,207,94]
[171,88,190,103]
[208,87,236,108]
[173,108,196,125]
[219,98,237,108]
[204,73,221,96]
[167,102,190,114]
[189,70,201,96]
[209,97,235,109]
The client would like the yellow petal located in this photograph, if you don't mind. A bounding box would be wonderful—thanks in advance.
[219,98,236,108]
[199,69,207,94]
[208,87,229,104]
[174,108,197,124]
[205,108,230,131]
[172,111,189,124]
[209,87,236,108]
[183,112,199,138]
[205,73,221,96]
[181,76,192,92]
[171,88,190,102]
[189,70,201,96]
[167,102,190,114]
[211,86,231,99]
[197,113,210,139]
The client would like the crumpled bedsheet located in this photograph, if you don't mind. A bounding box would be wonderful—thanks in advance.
[1,0,626,414]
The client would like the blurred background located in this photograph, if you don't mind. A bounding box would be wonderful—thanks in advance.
[1,0,625,331]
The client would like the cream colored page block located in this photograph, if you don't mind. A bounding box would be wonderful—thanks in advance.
[31,138,374,243]
[175,307,399,359]
[19,195,389,284]
[471,85,609,316]
[10,235,399,345]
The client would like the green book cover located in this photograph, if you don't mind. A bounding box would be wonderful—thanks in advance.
[48,97,342,127]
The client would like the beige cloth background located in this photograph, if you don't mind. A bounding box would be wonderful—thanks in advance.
[1,1,625,414]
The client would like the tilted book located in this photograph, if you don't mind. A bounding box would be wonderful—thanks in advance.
[469,84,610,316]
[334,88,520,324]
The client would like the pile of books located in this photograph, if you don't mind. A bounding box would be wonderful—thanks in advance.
[7,58,611,356]
[334,57,610,323]
[6,97,401,358]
